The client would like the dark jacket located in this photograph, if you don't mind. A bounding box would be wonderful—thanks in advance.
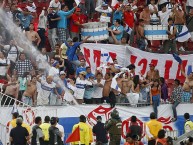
[93,122,108,143]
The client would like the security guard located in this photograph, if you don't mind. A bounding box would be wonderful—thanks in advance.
[184,113,193,133]
[146,112,162,145]
[40,116,51,145]
[105,109,122,145]
[72,115,90,145]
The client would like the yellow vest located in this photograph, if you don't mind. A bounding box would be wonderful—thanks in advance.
[40,123,51,141]
[10,119,17,128]
[185,120,193,133]
[22,123,31,134]
[146,119,162,140]
[87,124,93,143]
[72,122,90,145]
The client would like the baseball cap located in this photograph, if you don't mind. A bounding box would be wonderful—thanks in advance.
[60,71,66,75]
[50,117,57,125]
[149,63,155,67]
[102,2,108,7]
[67,37,73,42]
[79,71,87,76]
[76,8,81,12]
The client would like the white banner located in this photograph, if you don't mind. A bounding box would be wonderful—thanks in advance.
[1,104,193,145]
[80,43,193,80]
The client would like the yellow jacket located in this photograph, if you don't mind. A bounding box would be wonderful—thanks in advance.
[146,119,162,140]
[87,124,93,143]
[10,119,31,134]
[22,123,31,134]
[72,122,90,145]
[40,123,51,141]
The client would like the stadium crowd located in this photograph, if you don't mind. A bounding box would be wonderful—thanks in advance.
[0,0,193,121]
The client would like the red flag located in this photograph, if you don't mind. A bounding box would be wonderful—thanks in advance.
[65,126,80,143]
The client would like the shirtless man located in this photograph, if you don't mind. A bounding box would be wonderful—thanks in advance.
[102,73,112,103]
[140,5,151,25]
[2,75,19,106]
[136,19,148,51]
[22,76,37,106]
[25,23,41,47]
[146,63,160,81]
[180,64,193,102]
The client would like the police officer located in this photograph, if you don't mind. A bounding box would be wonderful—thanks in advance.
[184,113,193,133]
[105,109,122,145]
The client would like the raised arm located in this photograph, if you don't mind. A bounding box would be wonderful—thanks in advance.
[180,63,187,78]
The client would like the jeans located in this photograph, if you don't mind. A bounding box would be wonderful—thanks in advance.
[137,38,147,51]
[22,96,32,106]
[48,28,57,50]
[152,95,160,118]
[172,101,180,119]
[71,60,80,70]
[37,28,46,50]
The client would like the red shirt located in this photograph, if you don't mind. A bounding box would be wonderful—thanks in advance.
[123,11,135,28]
[70,13,87,33]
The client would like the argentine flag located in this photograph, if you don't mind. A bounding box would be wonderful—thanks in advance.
[176,25,191,42]
[111,72,124,92]
[125,24,133,35]
[100,49,113,64]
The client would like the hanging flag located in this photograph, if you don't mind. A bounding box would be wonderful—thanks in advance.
[65,126,80,143]
[125,24,133,35]
[172,53,182,64]
[176,25,191,42]
[111,72,123,92]
[75,0,81,6]
[100,49,113,64]
[11,103,18,114]
[111,0,118,6]
[187,65,192,76]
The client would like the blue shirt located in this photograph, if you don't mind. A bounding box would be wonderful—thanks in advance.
[57,8,75,29]
[66,42,81,61]
[17,13,33,29]
[113,11,123,22]
[76,67,86,76]
[111,25,124,41]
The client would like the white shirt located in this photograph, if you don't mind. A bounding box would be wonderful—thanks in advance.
[36,53,49,69]
[0,58,10,76]
[158,0,168,5]
[149,4,158,12]
[37,79,56,104]
[186,0,193,7]
[93,79,105,98]
[158,9,172,25]
[74,77,92,99]
[4,45,23,62]
[49,0,61,10]
[56,123,64,141]
[38,10,47,29]
[49,67,59,77]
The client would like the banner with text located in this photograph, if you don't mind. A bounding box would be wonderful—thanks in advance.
[80,43,193,80]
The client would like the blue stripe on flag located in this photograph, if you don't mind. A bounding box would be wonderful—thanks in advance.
[115,84,119,90]
[144,30,167,35]
[82,30,108,36]
[187,65,192,75]
[106,56,110,62]
[177,31,189,38]
[101,53,109,57]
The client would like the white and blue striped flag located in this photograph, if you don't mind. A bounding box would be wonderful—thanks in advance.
[111,72,124,92]
[75,0,81,6]
[125,24,133,35]
[101,49,113,64]
[176,25,191,42]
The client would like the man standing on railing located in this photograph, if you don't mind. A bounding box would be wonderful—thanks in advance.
[170,79,183,122]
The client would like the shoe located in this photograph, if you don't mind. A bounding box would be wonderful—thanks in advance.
[179,46,185,51]
[171,118,177,122]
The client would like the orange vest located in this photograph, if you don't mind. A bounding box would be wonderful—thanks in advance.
[156,138,167,145]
